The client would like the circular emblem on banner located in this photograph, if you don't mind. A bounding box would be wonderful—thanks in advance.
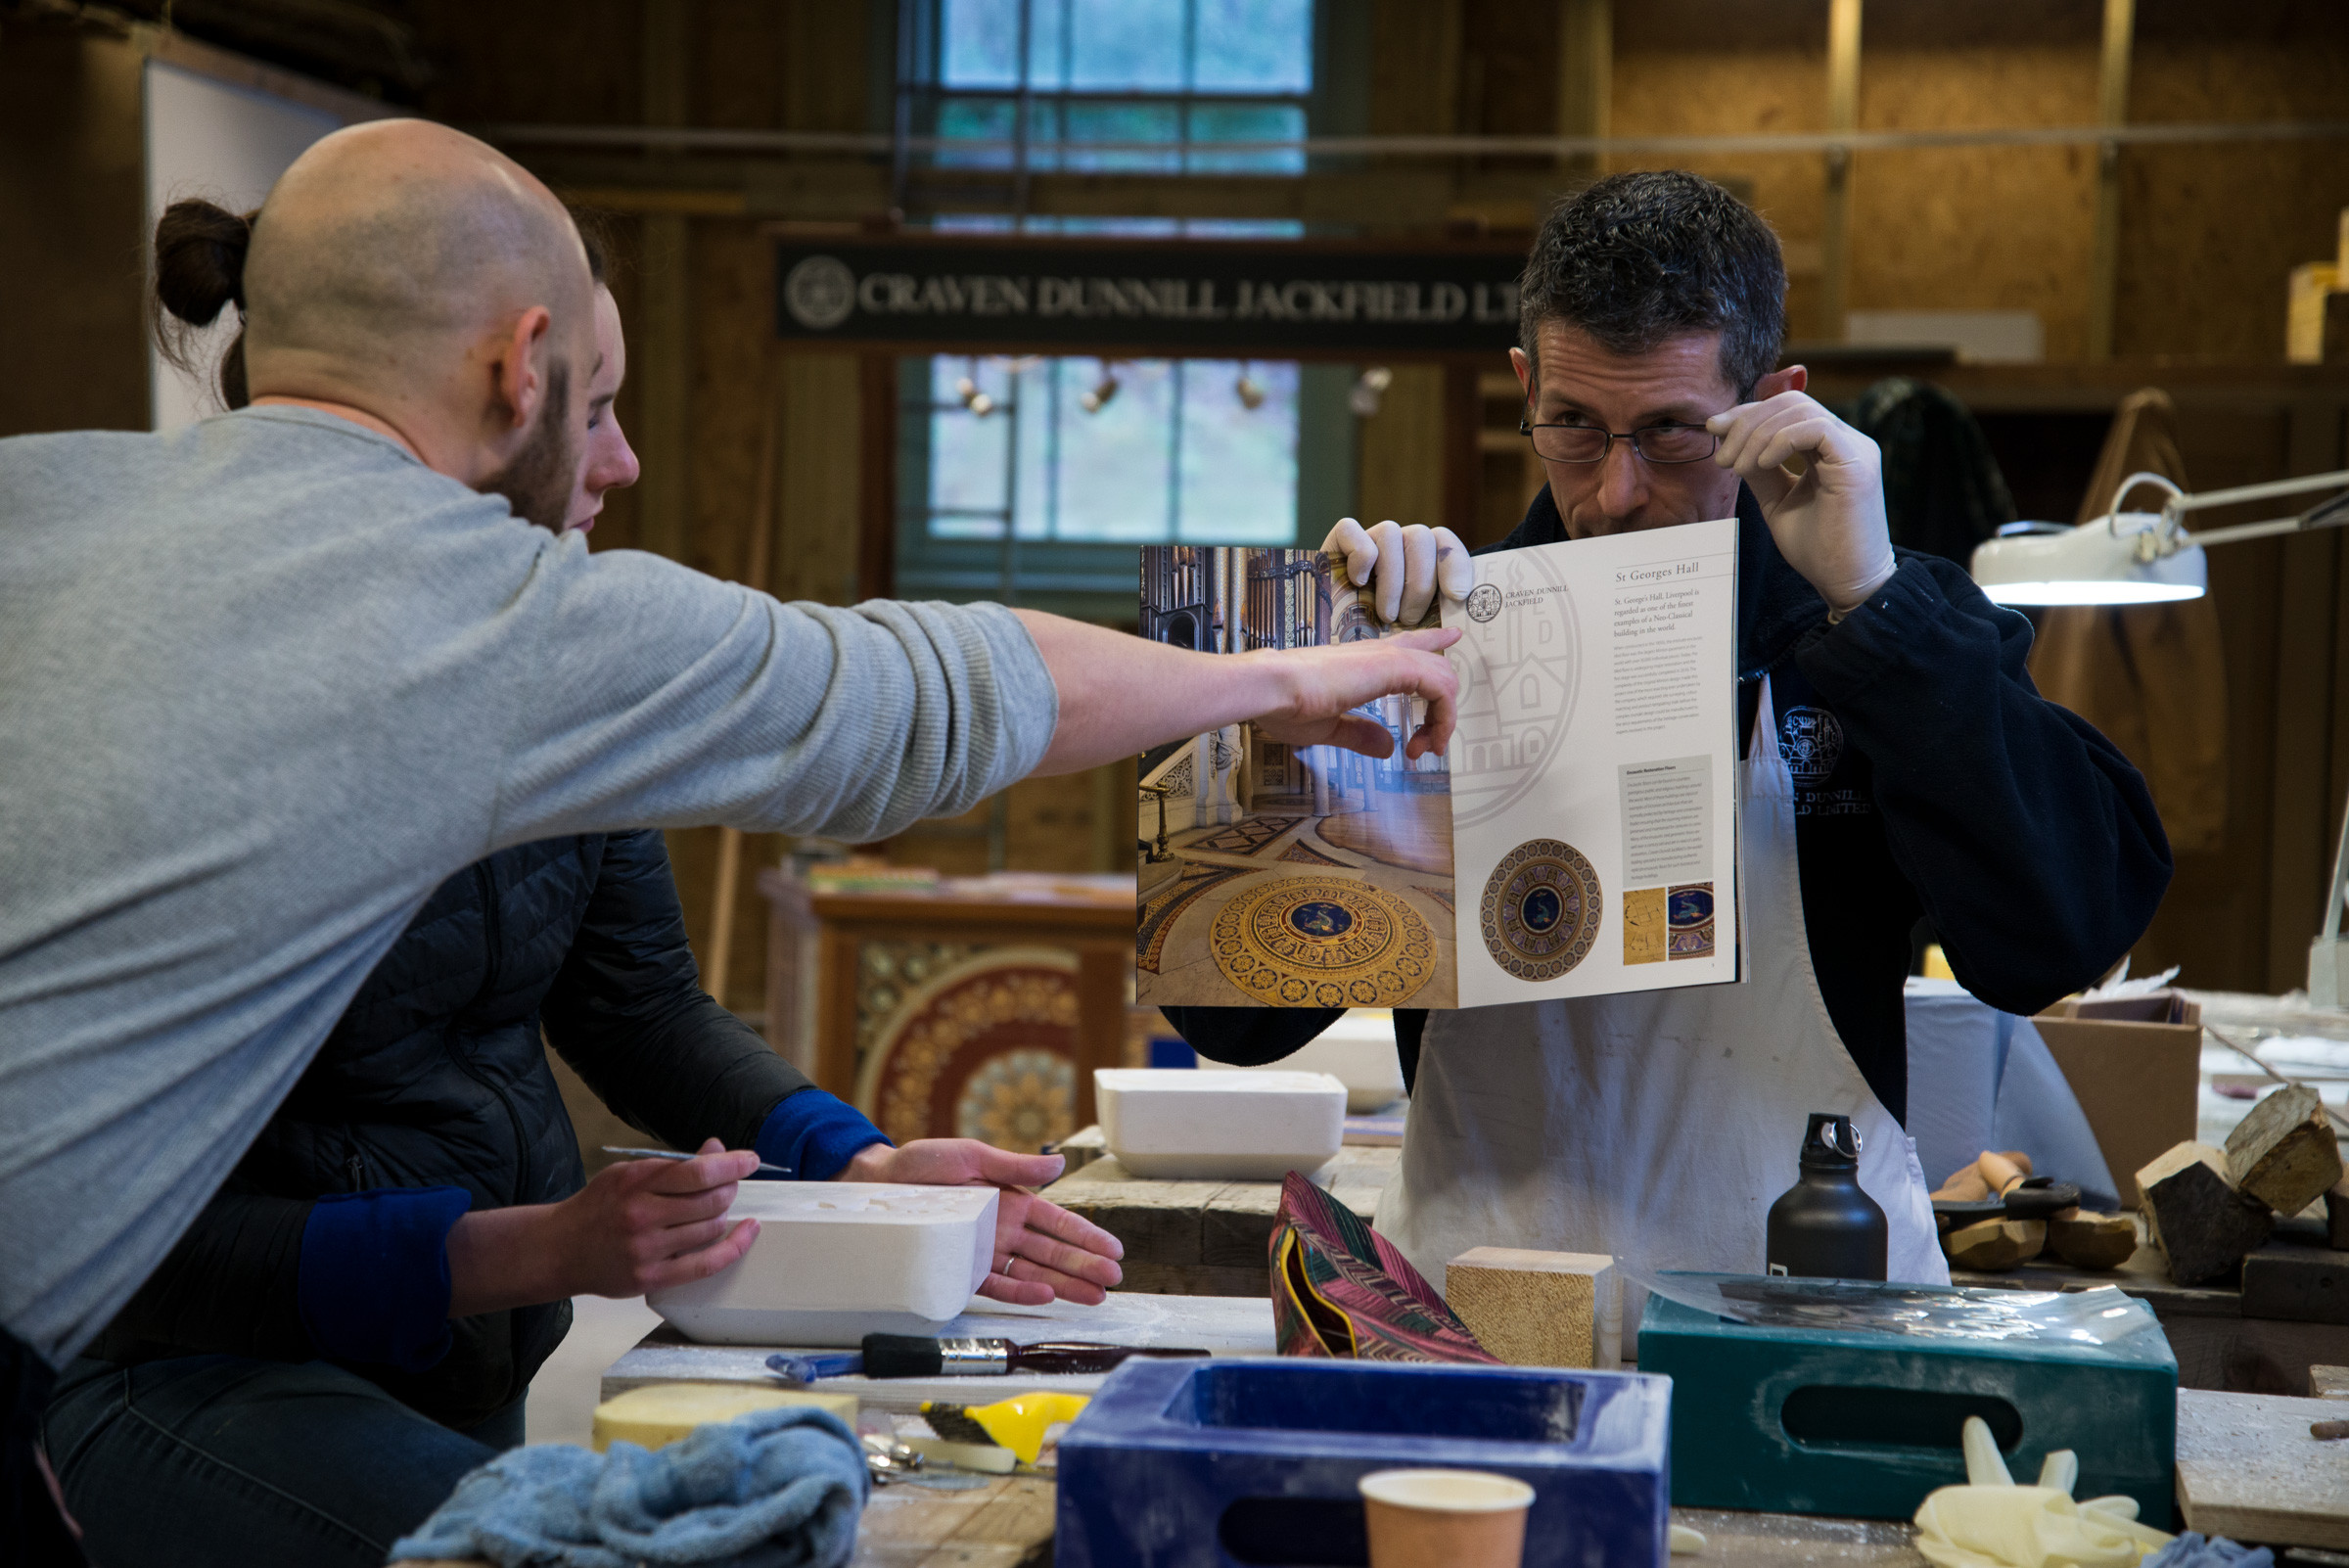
[1778,705,1845,786]
[1464,582,1502,623]
[783,255,857,331]
[1479,839,1602,982]
[1210,879,1436,1008]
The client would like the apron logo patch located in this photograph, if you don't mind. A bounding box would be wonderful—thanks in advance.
[1779,705,1844,786]
[1479,839,1603,981]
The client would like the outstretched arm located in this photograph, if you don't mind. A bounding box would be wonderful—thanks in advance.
[1017,613,1461,776]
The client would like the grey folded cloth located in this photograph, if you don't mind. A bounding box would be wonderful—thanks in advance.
[2142,1532,2274,1568]
[389,1406,869,1568]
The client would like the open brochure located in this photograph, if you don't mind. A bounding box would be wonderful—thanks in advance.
[1135,518,1740,1010]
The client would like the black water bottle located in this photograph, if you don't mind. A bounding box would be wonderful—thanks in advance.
[1765,1112,1888,1280]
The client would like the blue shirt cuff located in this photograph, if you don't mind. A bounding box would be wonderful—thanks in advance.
[755,1089,891,1182]
[297,1186,472,1373]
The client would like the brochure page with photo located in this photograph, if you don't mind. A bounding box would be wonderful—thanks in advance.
[1133,522,1739,1010]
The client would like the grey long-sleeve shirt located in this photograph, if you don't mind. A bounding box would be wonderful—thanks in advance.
[0,407,1058,1366]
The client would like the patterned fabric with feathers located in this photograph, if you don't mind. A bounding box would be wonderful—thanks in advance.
[1267,1171,1497,1363]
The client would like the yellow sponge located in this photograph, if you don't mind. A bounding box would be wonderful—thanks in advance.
[591,1382,858,1453]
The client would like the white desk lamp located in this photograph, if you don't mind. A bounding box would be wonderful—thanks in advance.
[1969,468,2349,1004]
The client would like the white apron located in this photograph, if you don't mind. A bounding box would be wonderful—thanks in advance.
[1381,678,1948,1334]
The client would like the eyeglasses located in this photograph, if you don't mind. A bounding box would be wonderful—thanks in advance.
[1519,417,1720,466]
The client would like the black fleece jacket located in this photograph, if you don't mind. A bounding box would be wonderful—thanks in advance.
[85,829,813,1428]
[1167,484,2173,1123]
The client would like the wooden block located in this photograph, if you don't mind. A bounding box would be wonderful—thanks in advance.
[2177,1387,2349,1548]
[2225,1084,2346,1217]
[1443,1247,1618,1368]
[2241,1246,2349,1325]
[1944,1218,2045,1270]
[2139,1141,2277,1285]
[2313,1364,2349,1400]
[2047,1210,2138,1270]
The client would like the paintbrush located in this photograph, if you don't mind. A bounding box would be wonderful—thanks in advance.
[601,1145,794,1177]
[860,1334,1211,1377]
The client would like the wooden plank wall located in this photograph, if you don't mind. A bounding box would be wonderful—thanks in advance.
[0,28,153,437]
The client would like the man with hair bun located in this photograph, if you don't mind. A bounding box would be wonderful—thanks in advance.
[0,118,1463,1557]
[1173,171,2170,1321]
[27,213,1128,1568]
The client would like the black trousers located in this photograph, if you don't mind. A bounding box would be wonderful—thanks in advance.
[4,1326,84,1567]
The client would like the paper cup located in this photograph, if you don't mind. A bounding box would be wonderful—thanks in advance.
[1359,1468,1535,1568]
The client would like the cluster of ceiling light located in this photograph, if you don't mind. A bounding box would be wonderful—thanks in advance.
[949,357,1279,419]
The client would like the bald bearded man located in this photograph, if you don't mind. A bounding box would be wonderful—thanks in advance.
[0,119,1457,1556]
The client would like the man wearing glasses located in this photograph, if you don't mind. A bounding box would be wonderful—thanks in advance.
[1171,170,2169,1316]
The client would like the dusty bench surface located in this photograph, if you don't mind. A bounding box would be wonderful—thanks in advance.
[603,1293,1278,1412]
[414,1490,1919,1568]
[1038,1143,1399,1296]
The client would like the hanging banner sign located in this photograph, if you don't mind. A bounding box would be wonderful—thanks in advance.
[772,236,1525,356]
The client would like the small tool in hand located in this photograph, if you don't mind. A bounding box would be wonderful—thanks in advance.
[861,1334,1210,1377]
[602,1145,793,1177]
[1976,1151,2078,1220]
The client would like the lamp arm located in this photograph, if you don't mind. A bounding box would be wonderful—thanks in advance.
[2166,467,2349,549]
[2167,467,2349,518]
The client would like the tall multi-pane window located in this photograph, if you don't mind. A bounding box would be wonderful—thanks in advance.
[924,0,1313,176]
[894,0,1353,619]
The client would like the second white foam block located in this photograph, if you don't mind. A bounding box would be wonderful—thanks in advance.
[1096,1068,1348,1180]
[1232,1020,1406,1114]
[648,1182,997,1347]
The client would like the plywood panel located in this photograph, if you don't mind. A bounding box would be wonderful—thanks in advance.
[1369,0,1462,137]
[1845,11,2101,361]
[2118,1,2349,361]
[412,0,641,124]
[1356,364,1449,533]
[0,30,149,437]
[1610,3,1829,338]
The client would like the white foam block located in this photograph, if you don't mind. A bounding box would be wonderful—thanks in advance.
[1235,1025,1406,1114]
[647,1182,997,1347]
[1096,1068,1347,1180]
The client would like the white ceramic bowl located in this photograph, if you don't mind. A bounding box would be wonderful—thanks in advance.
[1096,1068,1347,1180]
[648,1181,997,1346]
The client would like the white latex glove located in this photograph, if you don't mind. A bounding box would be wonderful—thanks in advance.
[1910,1417,2172,1568]
[1707,392,1896,616]
[1322,517,1475,625]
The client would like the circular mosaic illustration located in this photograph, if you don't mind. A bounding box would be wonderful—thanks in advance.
[1479,839,1603,982]
[1211,879,1437,1008]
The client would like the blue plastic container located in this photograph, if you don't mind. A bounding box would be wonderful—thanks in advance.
[1054,1357,1673,1567]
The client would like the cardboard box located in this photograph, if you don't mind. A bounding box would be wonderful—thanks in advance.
[2034,992,2203,1209]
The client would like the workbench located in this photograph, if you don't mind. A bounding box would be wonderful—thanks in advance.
[1037,1140,1398,1296]
[594,1288,2349,1560]
[1952,1222,2348,1398]
[826,1493,1934,1568]
[597,1298,1936,1566]
[1039,1127,2348,1395]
